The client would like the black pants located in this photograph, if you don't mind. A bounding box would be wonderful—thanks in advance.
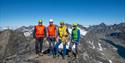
[35,38,44,54]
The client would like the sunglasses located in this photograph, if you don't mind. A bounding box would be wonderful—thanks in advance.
[49,22,53,23]
[60,24,64,25]
[73,26,76,27]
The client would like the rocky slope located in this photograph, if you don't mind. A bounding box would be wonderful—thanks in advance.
[0,22,125,63]
[0,29,32,63]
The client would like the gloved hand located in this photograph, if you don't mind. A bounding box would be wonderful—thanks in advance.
[75,41,79,45]
[56,36,59,42]
[75,42,79,46]
[44,37,47,41]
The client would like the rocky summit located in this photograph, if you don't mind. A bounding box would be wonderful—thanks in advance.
[0,22,125,63]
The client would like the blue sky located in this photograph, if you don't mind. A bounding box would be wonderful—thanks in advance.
[0,0,125,27]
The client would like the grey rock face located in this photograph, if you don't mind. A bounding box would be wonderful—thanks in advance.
[0,29,32,63]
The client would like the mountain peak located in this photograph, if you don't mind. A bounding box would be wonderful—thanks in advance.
[99,22,106,27]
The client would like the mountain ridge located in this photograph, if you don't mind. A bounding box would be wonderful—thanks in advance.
[0,22,125,63]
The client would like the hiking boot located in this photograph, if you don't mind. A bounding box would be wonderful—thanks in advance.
[62,56,66,59]
[53,55,56,58]
[39,53,43,56]
[35,54,39,58]
[62,56,65,59]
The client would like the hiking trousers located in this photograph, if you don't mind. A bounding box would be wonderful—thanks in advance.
[48,37,56,56]
[35,38,44,54]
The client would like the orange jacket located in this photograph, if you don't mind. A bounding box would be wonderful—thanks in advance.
[47,25,56,37]
[35,25,45,38]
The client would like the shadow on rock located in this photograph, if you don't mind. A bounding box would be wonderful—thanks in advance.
[101,38,125,59]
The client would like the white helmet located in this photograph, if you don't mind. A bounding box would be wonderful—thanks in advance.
[49,19,53,22]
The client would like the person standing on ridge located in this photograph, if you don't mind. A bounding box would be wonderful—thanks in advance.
[55,21,69,59]
[33,19,46,57]
[47,19,57,58]
[70,23,80,58]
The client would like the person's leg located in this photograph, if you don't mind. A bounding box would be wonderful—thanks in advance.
[35,39,39,54]
[75,43,78,57]
[63,43,67,58]
[39,38,44,54]
[55,39,61,56]
[48,38,52,56]
[70,42,77,57]
[51,38,55,57]
[67,42,70,57]
[74,42,78,58]
[70,42,74,54]
[70,42,73,49]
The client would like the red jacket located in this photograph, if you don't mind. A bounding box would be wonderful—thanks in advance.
[35,25,45,38]
[47,25,56,37]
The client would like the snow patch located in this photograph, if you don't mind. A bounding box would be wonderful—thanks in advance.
[68,28,72,34]
[79,28,87,36]
[24,31,32,37]
[88,41,95,49]
[109,60,112,63]
[98,43,103,51]
[82,52,89,61]
[113,47,118,51]
[100,52,105,55]
[21,26,34,37]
